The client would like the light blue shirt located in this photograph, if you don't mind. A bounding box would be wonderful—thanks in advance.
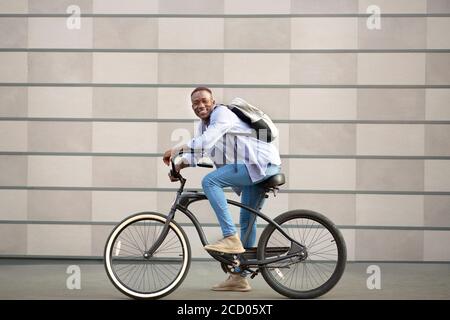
[182,105,281,183]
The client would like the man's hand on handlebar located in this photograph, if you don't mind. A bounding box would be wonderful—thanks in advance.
[165,152,190,182]
[163,148,174,166]
[163,145,190,166]
[168,162,183,181]
[168,164,181,182]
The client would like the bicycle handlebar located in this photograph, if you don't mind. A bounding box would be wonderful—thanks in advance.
[170,156,183,181]
[169,151,212,184]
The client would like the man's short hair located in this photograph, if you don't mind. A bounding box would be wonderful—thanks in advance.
[190,86,213,97]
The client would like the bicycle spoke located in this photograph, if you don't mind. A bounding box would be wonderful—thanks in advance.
[310,246,338,256]
[307,223,322,248]
[131,263,144,291]
[114,242,143,256]
[133,225,146,252]
[309,252,338,260]
[308,261,329,284]
[155,233,178,254]
[120,230,142,253]
[269,233,288,248]
[308,233,333,250]
[307,225,326,248]
[124,228,144,253]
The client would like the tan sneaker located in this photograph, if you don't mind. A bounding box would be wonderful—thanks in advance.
[204,234,245,254]
[211,274,251,292]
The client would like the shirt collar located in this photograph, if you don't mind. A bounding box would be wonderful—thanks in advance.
[202,104,218,127]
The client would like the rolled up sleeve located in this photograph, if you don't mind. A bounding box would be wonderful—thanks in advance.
[180,149,198,167]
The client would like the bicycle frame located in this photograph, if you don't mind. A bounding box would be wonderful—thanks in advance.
[146,158,306,267]
[176,193,307,267]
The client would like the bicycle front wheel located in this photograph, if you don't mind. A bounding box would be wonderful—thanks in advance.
[104,212,191,299]
[258,210,346,299]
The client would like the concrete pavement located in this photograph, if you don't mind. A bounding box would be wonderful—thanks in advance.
[0,259,449,300]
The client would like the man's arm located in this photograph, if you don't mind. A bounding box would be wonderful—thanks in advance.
[164,106,236,168]
[162,144,193,164]
[186,106,236,151]
[163,122,203,167]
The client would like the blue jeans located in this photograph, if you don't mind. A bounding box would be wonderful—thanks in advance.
[202,163,281,248]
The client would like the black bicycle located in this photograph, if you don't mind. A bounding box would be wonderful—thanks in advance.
[104,156,347,299]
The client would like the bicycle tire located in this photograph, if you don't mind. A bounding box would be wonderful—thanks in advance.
[104,212,191,299]
[258,210,346,299]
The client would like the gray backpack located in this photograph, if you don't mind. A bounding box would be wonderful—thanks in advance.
[225,97,279,143]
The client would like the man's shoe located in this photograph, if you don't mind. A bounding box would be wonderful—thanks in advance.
[204,234,245,254]
[211,274,251,292]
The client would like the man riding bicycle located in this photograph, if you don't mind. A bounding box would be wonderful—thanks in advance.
[163,87,281,291]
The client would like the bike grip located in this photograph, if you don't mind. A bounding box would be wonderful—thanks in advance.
[169,169,180,180]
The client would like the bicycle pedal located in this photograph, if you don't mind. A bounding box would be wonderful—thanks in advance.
[250,270,259,279]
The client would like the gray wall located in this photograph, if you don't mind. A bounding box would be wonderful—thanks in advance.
[0,0,449,261]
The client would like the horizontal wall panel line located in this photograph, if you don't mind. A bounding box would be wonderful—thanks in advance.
[2,48,450,53]
[281,155,450,160]
[0,220,116,226]
[1,152,450,160]
[1,219,449,231]
[0,151,165,157]
[0,256,449,264]
[344,260,450,264]
[1,83,450,89]
[2,117,450,125]
[0,186,448,195]
[0,255,106,263]
[1,14,450,18]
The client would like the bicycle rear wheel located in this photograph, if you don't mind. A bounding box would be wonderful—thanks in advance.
[258,210,346,299]
[104,212,191,299]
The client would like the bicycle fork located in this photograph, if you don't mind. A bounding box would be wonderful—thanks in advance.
[144,194,180,259]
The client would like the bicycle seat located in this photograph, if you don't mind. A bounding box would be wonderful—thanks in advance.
[259,173,285,189]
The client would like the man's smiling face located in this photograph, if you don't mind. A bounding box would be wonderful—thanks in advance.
[191,89,215,121]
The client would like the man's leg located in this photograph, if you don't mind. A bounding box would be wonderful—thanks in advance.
[240,164,281,248]
[202,164,255,253]
[240,185,266,249]
[207,164,279,291]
